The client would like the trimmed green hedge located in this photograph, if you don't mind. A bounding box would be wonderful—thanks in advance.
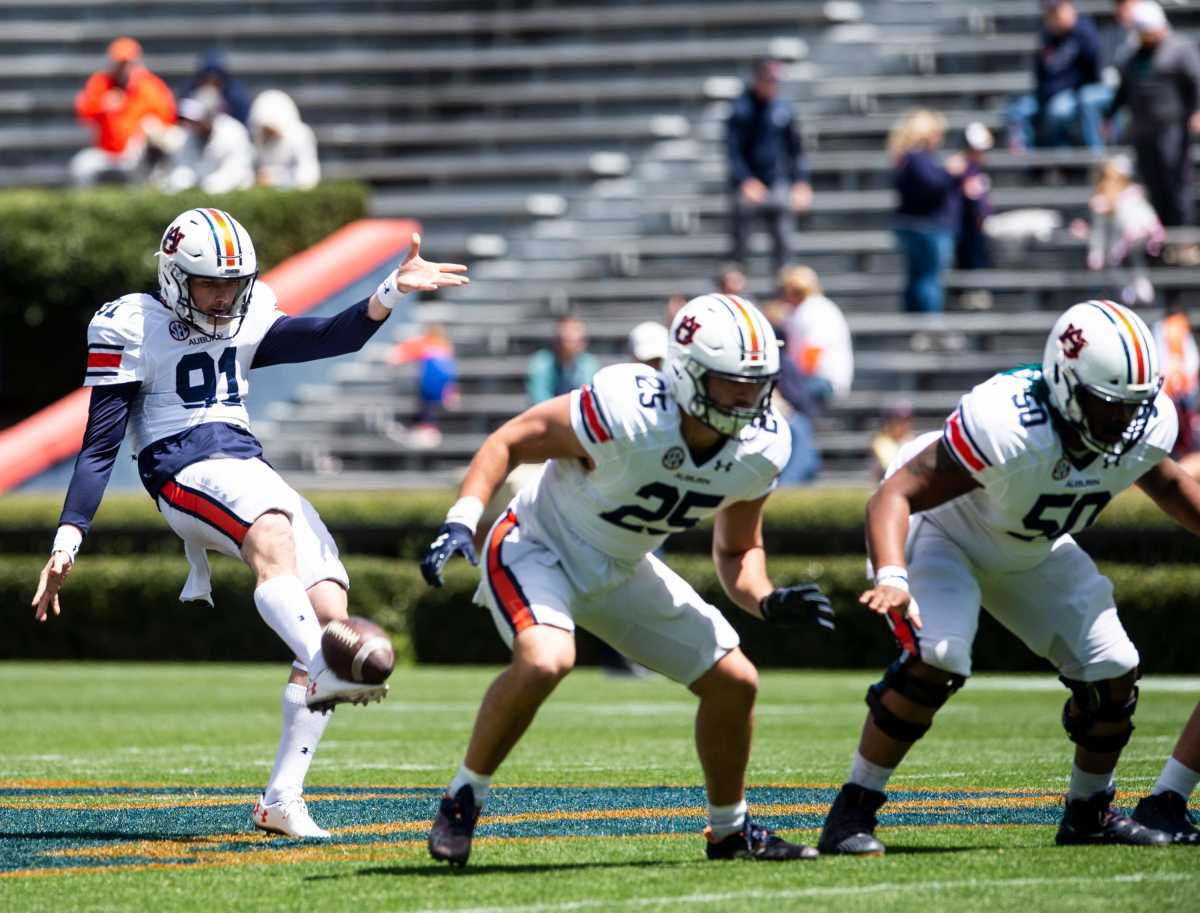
[6,554,1198,673]
[0,183,369,417]
[1,487,1193,564]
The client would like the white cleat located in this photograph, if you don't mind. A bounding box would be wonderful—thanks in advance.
[252,795,331,838]
[305,665,389,711]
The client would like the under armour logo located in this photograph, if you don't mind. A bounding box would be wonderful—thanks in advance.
[1059,324,1087,359]
[161,226,185,255]
[301,746,310,755]
[675,315,702,345]
[714,460,734,472]
[431,532,450,549]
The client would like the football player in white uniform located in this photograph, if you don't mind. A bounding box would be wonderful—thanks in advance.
[817,299,1200,854]
[30,208,468,837]
[420,294,835,865]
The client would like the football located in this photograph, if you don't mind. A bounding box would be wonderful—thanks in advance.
[320,617,395,685]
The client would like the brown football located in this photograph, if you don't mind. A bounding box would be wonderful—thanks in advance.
[320,617,395,685]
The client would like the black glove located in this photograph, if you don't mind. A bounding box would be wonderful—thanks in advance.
[420,522,478,587]
[759,583,835,632]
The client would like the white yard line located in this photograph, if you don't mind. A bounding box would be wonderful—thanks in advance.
[404,872,1198,913]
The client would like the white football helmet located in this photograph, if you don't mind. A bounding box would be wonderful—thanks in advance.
[1042,299,1162,457]
[156,208,257,340]
[665,293,781,437]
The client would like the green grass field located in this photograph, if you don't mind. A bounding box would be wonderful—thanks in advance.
[1,663,1196,912]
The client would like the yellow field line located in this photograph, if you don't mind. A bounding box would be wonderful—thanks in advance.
[0,791,425,811]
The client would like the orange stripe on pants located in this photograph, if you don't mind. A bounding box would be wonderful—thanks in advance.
[487,510,535,633]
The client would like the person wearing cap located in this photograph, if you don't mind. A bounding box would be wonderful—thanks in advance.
[955,123,995,271]
[153,86,254,194]
[71,36,176,186]
[179,48,252,126]
[726,58,812,280]
[1006,1,1106,152]
[1107,1,1200,226]
[629,321,669,372]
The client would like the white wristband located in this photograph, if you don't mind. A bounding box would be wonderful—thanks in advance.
[51,524,83,563]
[374,270,404,311]
[445,496,485,534]
[874,565,909,592]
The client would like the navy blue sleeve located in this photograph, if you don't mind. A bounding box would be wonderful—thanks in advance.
[59,382,140,538]
[786,106,808,184]
[251,298,386,369]
[1078,19,1102,87]
[726,99,753,185]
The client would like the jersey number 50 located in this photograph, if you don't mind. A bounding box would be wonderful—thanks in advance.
[1009,491,1112,541]
[176,348,242,408]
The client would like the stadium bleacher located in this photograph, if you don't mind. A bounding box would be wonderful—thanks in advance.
[7,0,1200,485]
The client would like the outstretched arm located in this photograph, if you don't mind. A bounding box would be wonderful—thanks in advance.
[1136,457,1200,536]
[253,232,469,368]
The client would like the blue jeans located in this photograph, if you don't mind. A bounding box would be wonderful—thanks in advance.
[778,412,821,485]
[1006,84,1111,151]
[894,227,954,313]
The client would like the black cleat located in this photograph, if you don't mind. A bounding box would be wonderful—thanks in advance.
[818,782,887,855]
[1055,788,1172,846]
[428,784,480,866]
[1131,791,1200,845]
[704,819,818,860]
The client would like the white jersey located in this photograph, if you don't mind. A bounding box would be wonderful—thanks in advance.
[891,366,1176,571]
[83,282,286,454]
[513,362,791,590]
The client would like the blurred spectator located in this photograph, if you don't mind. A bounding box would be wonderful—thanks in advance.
[761,299,823,485]
[249,89,320,189]
[714,263,749,297]
[527,315,599,405]
[1153,304,1200,456]
[388,325,460,449]
[665,294,688,326]
[1107,2,1200,227]
[779,266,853,399]
[870,401,916,480]
[1006,1,1106,152]
[726,58,812,279]
[1071,155,1163,305]
[179,48,252,125]
[955,122,995,271]
[149,87,254,194]
[888,109,964,314]
[629,321,669,371]
[71,37,175,186]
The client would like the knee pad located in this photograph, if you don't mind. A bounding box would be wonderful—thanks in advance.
[1059,670,1140,753]
[865,656,967,744]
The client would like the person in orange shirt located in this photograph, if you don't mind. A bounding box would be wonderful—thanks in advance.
[70,37,176,186]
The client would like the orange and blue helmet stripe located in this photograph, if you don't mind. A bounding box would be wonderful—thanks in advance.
[713,293,769,364]
[195,207,244,270]
[1086,299,1154,386]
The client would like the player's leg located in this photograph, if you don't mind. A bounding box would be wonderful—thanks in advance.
[1133,702,1200,844]
[819,520,977,856]
[430,510,578,866]
[577,554,814,860]
[978,541,1169,846]
[254,580,348,839]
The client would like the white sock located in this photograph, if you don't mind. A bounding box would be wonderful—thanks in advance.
[1152,757,1200,801]
[254,576,324,669]
[706,799,748,841]
[263,682,333,805]
[1067,763,1114,801]
[448,764,491,807]
[848,750,894,793]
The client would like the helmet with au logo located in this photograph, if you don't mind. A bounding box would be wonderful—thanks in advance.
[156,208,258,340]
[665,293,781,437]
[1041,299,1162,457]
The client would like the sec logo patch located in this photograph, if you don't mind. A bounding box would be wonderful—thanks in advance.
[662,446,685,470]
[169,320,191,341]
